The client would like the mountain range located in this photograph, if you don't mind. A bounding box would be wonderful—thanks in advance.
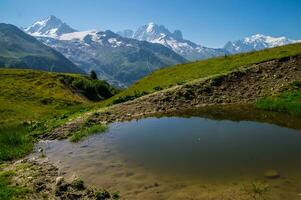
[0,23,84,74]
[117,23,300,60]
[24,16,186,87]
[117,22,227,60]
[23,16,300,87]
[224,34,300,54]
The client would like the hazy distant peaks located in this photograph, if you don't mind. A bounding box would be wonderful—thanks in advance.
[25,16,300,61]
[224,34,298,54]
[116,29,134,38]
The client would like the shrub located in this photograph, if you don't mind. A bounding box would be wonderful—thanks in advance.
[71,78,115,101]
[59,75,117,101]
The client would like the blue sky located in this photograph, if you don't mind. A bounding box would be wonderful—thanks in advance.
[0,0,300,47]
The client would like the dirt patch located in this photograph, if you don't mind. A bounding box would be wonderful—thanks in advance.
[1,158,118,200]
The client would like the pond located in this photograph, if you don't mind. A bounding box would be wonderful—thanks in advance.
[34,107,301,199]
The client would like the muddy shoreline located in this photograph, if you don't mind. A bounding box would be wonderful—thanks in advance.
[1,157,119,200]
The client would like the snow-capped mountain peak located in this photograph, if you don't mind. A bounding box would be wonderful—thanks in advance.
[132,22,171,41]
[118,22,226,61]
[25,15,76,38]
[224,34,297,54]
[146,22,156,32]
[245,34,291,45]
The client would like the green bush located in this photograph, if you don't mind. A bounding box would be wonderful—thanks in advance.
[71,78,116,101]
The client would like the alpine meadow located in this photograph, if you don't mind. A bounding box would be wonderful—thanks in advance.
[1,1,301,199]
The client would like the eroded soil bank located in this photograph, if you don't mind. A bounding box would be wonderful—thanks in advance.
[46,54,301,140]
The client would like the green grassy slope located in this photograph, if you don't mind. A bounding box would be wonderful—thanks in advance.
[106,43,301,105]
[0,69,116,125]
[0,69,84,125]
[0,68,117,161]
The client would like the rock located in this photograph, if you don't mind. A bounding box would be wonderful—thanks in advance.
[38,147,43,153]
[264,169,280,179]
[55,176,64,186]
[154,182,160,187]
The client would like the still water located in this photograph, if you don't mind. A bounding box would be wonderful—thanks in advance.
[35,108,301,199]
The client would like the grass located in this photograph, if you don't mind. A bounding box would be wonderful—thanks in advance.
[104,42,301,105]
[0,170,30,200]
[0,110,90,162]
[0,68,117,163]
[69,123,108,142]
[0,69,86,125]
[256,81,301,116]
[0,68,117,126]
[0,125,33,162]
[0,69,87,162]
[243,181,269,200]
